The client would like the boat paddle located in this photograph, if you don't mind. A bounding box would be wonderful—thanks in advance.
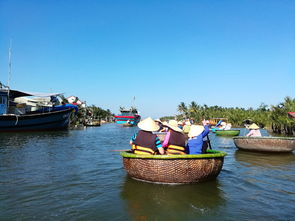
[206,134,212,150]
[109,149,130,152]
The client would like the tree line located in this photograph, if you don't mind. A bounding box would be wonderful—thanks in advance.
[173,96,295,135]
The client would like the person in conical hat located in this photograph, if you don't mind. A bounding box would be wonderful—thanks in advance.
[182,121,191,134]
[186,119,210,154]
[246,123,261,137]
[154,118,164,132]
[162,119,187,155]
[130,117,165,155]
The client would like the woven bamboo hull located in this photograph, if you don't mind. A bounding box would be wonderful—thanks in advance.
[215,130,240,136]
[233,136,295,152]
[121,150,226,184]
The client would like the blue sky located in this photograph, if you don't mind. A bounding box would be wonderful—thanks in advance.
[0,0,294,118]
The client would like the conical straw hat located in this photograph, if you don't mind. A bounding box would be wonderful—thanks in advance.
[188,125,205,138]
[249,123,259,129]
[138,117,160,132]
[185,121,191,126]
[163,120,183,133]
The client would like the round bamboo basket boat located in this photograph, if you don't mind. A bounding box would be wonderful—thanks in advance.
[233,136,295,152]
[120,150,227,184]
[215,130,240,136]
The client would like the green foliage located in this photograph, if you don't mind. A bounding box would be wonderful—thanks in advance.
[177,97,295,135]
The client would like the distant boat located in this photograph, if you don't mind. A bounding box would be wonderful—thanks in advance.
[216,130,240,136]
[114,107,141,126]
[0,84,77,132]
[233,136,295,152]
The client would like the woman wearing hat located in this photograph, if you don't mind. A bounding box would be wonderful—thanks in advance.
[186,120,210,154]
[130,117,165,155]
[182,121,191,134]
[246,123,261,137]
[162,120,187,155]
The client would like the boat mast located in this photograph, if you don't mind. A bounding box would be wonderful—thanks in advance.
[8,40,12,90]
[7,40,12,110]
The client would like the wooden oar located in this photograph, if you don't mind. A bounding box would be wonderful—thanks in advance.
[109,149,130,152]
[206,134,212,149]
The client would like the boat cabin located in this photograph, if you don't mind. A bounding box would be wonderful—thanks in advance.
[0,90,8,115]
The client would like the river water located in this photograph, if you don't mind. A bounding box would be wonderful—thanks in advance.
[0,124,294,221]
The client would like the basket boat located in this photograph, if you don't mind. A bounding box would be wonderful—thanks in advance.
[215,130,240,136]
[233,136,295,152]
[120,150,227,184]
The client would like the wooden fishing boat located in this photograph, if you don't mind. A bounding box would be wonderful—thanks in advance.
[120,150,227,184]
[0,86,77,132]
[233,136,295,152]
[114,107,141,126]
[215,130,240,136]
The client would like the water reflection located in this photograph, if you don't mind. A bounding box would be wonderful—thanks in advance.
[234,150,295,168]
[121,177,225,220]
[0,131,71,149]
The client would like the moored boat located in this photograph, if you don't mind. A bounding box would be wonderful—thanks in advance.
[0,84,77,132]
[216,130,240,136]
[114,107,141,126]
[120,150,227,184]
[233,136,295,152]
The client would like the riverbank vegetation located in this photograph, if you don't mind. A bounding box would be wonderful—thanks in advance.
[70,104,114,127]
[174,96,295,135]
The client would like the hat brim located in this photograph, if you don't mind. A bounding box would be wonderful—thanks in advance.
[138,121,160,132]
[163,122,183,132]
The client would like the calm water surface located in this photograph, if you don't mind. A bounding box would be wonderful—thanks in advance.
[0,124,294,221]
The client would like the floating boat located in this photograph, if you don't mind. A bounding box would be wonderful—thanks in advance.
[233,136,295,152]
[0,85,77,132]
[120,150,227,184]
[215,130,240,136]
[84,119,101,127]
[114,107,141,126]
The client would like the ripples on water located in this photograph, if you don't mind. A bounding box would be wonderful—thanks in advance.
[0,125,294,220]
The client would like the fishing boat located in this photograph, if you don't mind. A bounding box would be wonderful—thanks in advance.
[216,130,240,136]
[120,150,227,184]
[233,136,295,152]
[114,107,141,126]
[0,84,77,132]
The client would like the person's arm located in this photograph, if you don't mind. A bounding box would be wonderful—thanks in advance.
[129,132,138,144]
[155,136,165,155]
[202,125,210,138]
[246,130,254,137]
[162,131,171,148]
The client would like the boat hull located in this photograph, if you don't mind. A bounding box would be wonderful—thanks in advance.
[0,108,73,132]
[216,130,240,136]
[233,136,295,152]
[120,150,227,184]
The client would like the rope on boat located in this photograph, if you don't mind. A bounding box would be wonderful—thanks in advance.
[15,115,19,125]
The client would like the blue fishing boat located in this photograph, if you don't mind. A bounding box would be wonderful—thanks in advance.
[0,84,77,132]
[114,107,141,126]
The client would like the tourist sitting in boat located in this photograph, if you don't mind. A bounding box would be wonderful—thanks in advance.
[182,121,191,134]
[219,122,227,130]
[224,123,232,130]
[186,120,210,154]
[162,120,186,155]
[155,118,165,132]
[177,121,184,129]
[130,117,165,155]
[246,123,262,137]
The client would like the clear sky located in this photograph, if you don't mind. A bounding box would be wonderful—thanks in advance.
[0,0,294,118]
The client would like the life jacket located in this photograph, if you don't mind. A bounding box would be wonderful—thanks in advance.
[166,130,186,155]
[132,130,158,155]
